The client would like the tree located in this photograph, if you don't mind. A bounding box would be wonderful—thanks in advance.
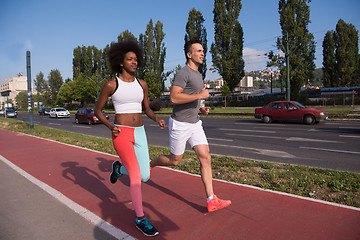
[56,80,75,106]
[140,19,169,98]
[267,50,286,94]
[334,19,359,87]
[15,91,28,109]
[185,8,208,80]
[47,69,63,105]
[278,0,316,100]
[169,64,182,86]
[211,0,244,92]
[73,45,102,80]
[322,31,337,87]
[220,81,231,107]
[117,30,137,42]
[322,19,359,87]
[34,71,49,106]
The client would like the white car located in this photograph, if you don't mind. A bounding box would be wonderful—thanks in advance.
[49,108,70,118]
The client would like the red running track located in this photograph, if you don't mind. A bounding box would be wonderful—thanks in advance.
[0,128,359,240]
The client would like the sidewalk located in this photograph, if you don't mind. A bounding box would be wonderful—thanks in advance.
[1,128,359,240]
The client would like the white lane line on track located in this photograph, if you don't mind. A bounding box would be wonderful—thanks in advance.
[299,146,360,155]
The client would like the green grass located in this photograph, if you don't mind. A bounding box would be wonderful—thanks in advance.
[1,117,359,208]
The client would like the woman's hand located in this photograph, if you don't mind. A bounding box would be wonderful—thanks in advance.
[157,119,166,129]
[111,125,121,137]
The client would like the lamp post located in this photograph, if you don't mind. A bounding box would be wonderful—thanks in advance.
[286,32,290,101]
[26,51,34,129]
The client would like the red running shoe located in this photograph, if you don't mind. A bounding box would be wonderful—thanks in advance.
[207,195,231,212]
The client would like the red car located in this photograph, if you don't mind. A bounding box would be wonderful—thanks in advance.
[75,107,109,125]
[255,101,328,125]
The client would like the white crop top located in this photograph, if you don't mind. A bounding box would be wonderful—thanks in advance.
[111,76,144,114]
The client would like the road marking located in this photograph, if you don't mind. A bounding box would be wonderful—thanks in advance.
[299,146,360,155]
[149,124,168,128]
[208,137,233,142]
[48,123,61,126]
[286,137,342,143]
[219,128,276,133]
[339,135,360,139]
[225,133,284,140]
[209,143,295,158]
[73,125,91,129]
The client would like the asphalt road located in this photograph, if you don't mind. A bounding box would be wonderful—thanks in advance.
[15,113,360,173]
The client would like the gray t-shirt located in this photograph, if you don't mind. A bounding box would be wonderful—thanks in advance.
[171,65,204,123]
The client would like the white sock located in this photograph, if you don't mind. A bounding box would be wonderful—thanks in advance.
[207,195,214,202]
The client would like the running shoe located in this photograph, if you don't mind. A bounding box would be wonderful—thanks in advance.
[135,217,159,237]
[110,161,122,184]
[207,195,231,212]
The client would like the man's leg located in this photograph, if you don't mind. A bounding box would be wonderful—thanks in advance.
[193,144,214,198]
[150,153,183,167]
[193,144,232,212]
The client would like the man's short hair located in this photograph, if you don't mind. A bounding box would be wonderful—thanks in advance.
[184,39,202,61]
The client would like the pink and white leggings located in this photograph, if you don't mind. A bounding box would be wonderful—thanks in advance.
[112,125,150,217]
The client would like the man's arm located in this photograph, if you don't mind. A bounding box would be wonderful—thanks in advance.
[170,85,209,105]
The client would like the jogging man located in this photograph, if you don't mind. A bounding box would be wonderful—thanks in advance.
[150,39,231,212]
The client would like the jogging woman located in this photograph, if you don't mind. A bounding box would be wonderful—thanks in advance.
[95,39,165,237]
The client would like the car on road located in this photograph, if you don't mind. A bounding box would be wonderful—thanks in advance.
[75,107,109,125]
[49,108,70,118]
[0,109,4,116]
[254,101,328,125]
[38,107,50,115]
[3,108,18,118]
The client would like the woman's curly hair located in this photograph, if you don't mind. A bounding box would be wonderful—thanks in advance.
[107,39,144,74]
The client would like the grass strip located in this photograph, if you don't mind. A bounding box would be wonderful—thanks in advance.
[1,118,359,208]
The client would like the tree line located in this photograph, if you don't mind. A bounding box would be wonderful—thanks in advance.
[25,0,358,110]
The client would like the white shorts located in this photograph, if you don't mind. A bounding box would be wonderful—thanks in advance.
[169,117,208,156]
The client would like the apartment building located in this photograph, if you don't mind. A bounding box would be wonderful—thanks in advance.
[0,74,33,106]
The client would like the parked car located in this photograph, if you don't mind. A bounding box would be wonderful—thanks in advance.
[38,107,50,115]
[49,108,70,118]
[75,107,109,125]
[0,109,4,116]
[255,101,328,125]
[4,108,17,118]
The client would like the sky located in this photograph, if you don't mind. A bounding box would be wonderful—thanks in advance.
[0,0,359,86]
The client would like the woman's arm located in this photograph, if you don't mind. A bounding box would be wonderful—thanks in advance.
[94,79,120,136]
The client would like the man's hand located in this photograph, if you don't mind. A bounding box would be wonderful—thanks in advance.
[200,106,210,115]
[198,86,209,99]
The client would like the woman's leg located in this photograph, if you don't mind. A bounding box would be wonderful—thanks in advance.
[112,127,144,217]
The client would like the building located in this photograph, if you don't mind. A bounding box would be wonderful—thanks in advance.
[0,74,33,107]
[239,76,253,87]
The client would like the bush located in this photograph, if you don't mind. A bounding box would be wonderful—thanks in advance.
[149,99,163,111]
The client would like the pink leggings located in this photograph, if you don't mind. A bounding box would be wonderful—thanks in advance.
[112,125,150,217]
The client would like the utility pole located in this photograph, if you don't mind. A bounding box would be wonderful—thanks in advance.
[26,51,34,129]
[286,32,290,101]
